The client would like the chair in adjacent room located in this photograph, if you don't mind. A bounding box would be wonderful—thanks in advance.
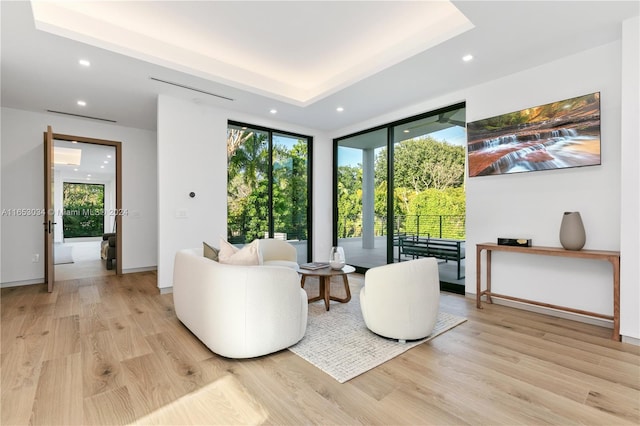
[101,232,116,270]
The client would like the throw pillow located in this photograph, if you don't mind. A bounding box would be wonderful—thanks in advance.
[203,241,219,261]
[219,238,262,265]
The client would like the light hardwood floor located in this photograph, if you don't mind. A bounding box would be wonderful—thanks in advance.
[1,272,638,425]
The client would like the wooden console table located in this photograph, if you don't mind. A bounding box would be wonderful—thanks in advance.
[476,243,620,341]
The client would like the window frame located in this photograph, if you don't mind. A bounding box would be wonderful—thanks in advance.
[227,120,313,262]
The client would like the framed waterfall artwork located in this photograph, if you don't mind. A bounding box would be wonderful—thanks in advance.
[467,92,601,177]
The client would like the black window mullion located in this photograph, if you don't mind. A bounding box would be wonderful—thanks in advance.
[267,130,274,239]
[387,127,394,264]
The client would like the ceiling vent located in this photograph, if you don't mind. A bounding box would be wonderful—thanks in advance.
[150,77,234,101]
[46,110,117,123]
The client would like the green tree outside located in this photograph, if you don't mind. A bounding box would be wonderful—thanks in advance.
[63,183,105,238]
[339,135,466,239]
[227,128,309,243]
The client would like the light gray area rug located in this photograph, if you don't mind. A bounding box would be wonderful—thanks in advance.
[289,283,467,383]
[54,244,74,265]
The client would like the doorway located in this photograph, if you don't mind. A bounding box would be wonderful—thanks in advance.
[54,141,117,280]
[44,128,122,291]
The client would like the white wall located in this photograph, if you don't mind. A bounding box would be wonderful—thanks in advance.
[156,95,330,290]
[328,40,637,340]
[619,16,640,343]
[1,107,158,285]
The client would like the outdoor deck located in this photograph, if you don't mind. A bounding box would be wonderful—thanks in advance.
[289,236,465,288]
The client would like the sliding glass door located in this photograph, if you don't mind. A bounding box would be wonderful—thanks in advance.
[334,103,466,291]
[227,122,312,263]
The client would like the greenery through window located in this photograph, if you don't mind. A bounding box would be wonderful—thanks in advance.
[63,183,105,238]
[227,122,311,262]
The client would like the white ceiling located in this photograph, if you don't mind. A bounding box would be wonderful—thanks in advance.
[1,1,638,132]
[30,1,473,105]
[54,139,116,182]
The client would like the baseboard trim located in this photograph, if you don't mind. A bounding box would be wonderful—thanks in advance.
[622,335,640,346]
[1,278,44,288]
[159,286,173,294]
[465,293,613,329]
[123,266,157,274]
[1,266,157,288]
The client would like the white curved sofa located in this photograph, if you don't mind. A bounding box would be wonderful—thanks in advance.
[173,245,307,358]
[360,258,440,341]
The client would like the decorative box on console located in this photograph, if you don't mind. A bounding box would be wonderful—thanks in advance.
[497,238,532,247]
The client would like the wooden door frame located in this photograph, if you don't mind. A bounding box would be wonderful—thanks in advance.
[44,126,55,291]
[47,132,123,276]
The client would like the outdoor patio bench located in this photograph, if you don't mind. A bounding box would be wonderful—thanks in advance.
[398,236,465,279]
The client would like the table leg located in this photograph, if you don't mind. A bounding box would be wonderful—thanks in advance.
[486,250,493,304]
[305,273,352,311]
[330,274,351,303]
[306,276,325,306]
[322,276,330,311]
[476,246,482,308]
[612,256,621,341]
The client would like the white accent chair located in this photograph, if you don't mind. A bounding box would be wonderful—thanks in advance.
[360,258,440,341]
[173,246,307,358]
[258,238,298,269]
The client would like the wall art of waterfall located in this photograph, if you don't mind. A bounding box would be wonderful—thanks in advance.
[467,92,601,177]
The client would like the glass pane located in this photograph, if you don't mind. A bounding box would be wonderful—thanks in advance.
[62,183,105,238]
[392,107,467,285]
[272,133,308,264]
[336,128,387,269]
[227,125,269,244]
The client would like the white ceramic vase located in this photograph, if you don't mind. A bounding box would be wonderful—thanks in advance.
[559,211,586,250]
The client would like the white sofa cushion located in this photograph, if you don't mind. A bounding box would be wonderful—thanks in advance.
[219,238,262,265]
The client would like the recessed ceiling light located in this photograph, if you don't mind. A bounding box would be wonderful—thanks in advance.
[78,59,91,67]
[336,107,344,112]
[87,174,91,177]
[71,140,78,144]
[107,155,112,158]
[103,160,108,164]
[100,165,105,169]
[73,168,78,172]
[403,129,410,133]
[269,109,277,114]
[462,54,473,62]
[77,100,87,106]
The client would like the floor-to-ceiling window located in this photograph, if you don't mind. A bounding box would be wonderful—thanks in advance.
[334,103,466,292]
[335,128,387,270]
[227,121,312,263]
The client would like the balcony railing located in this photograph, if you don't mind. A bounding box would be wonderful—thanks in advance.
[338,214,466,240]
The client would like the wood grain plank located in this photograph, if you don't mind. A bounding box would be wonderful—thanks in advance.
[42,314,80,361]
[30,353,83,425]
[81,330,126,397]
[83,385,136,425]
[120,352,181,419]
